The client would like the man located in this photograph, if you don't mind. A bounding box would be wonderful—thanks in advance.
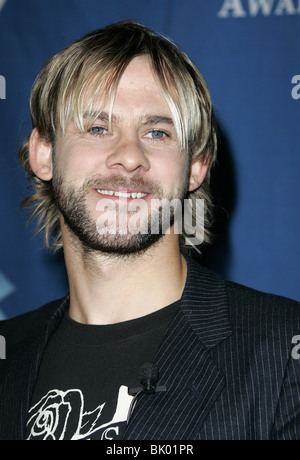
[0,21,299,441]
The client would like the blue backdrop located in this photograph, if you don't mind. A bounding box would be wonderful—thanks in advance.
[0,0,299,319]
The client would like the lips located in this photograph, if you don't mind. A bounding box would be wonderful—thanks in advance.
[96,189,148,199]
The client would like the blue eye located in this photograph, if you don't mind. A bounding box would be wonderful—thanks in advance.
[89,126,108,135]
[146,130,166,140]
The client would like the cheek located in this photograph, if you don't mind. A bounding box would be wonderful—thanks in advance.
[55,143,105,182]
[152,154,187,186]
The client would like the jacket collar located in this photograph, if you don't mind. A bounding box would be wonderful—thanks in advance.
[124,255,232,440]
[181,254,232,347]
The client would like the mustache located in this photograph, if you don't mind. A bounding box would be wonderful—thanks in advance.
[83,174,163,196]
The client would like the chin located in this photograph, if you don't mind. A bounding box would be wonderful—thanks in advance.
[77,231,164,256]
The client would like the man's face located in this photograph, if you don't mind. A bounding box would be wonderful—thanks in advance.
[52,55,192,255]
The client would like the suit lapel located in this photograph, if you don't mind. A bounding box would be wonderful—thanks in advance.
[180,255,232,348]
[0,335,44,440]
[0,297,69,440]
[124,256,232,440]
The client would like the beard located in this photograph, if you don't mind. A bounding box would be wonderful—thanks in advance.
[52,171,188,256]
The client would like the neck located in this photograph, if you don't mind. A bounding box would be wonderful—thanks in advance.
[62,227,187,325]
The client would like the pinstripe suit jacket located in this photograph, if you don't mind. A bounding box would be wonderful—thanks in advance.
[0,255,299,440]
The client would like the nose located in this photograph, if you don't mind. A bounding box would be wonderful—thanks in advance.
[105,136,150,173]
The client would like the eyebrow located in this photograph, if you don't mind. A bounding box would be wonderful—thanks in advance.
[83,111,174,126]
[142,115,174,126]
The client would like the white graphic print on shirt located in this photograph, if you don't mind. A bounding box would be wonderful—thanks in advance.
[26,385,133,440]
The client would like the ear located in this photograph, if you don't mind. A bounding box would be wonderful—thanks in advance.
[188,158,209,192]
[28,128,53,181]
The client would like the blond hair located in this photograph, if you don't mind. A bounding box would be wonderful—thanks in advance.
[19,20,217,253]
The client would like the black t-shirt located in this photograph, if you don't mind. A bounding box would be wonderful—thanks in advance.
[26,301,179,440]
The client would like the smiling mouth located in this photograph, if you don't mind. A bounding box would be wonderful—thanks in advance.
[96,189,148,199]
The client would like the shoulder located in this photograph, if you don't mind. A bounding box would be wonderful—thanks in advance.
[185,254,300,336]
[225,279,300,311]
[184,253,300,316]
[225,279,300,335]
[0,297,68,348]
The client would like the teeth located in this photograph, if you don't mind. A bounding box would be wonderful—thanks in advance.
[97,189,147,199]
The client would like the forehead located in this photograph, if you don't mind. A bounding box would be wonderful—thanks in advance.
[104,56,169,110]
[80,55,174,125]
[69,54,185,148]
[115,56,172,115]
[117,55,161,90]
